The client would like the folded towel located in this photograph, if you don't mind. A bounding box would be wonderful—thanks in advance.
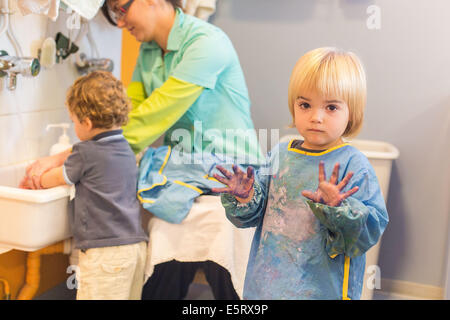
[17,0,60,21]
[61,0,104,20]
[183,0,216,21]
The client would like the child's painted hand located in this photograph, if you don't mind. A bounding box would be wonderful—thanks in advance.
[302,161,359,207]
[211,165,255,203]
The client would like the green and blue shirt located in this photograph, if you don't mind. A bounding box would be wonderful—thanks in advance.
[123,8,262,163]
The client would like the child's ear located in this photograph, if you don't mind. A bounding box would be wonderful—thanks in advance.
[83,117,93,130]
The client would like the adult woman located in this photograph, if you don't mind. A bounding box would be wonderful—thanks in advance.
[105,0,264,300]
[22,0,261,299]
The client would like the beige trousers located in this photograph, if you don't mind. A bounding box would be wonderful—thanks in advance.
[76,241,147,300]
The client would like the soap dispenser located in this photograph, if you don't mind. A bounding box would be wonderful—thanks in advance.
[47,123,72,156]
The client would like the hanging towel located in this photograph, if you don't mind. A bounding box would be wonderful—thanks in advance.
[61,0,104,20]
[17,0,60,21]
[183,0,216,21]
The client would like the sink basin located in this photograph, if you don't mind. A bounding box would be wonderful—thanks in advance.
[0,161,71,253]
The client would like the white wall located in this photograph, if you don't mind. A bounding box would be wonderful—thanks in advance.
[212,0,450,289]
[0,2,121,167]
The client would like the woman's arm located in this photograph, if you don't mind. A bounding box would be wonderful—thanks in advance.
[123,76,204,154]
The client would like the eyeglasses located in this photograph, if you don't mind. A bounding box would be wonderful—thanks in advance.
[107,0,135,24]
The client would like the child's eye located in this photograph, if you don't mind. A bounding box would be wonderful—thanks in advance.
[298,102,311,109]
[327,104,338,111]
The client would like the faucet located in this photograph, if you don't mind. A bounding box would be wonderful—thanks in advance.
[75,52,114,75]
[0,50,40,90]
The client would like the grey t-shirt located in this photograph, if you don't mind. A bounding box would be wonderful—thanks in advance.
[63,129,148,250]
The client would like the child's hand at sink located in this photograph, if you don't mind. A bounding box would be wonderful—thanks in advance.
[19,151,71,189]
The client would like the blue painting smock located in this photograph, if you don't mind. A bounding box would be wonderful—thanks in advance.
[221,140,389,300]
[137,145,258,224]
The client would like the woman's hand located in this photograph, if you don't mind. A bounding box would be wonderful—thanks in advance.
[302,161,359,207]
[211,165,255,203]
[19,149,71,190]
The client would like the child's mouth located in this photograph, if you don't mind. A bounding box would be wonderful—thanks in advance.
[308,129,324,132]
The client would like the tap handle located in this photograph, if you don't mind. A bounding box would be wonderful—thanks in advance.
[30,58,40,76]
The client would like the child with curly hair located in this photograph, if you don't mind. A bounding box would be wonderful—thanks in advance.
[26,71,148,300]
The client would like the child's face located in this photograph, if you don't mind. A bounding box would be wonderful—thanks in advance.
[69,112,93,141]
[294,90,349,150]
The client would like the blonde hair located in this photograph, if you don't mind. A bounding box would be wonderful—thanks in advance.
[287,47,367,138]
[66,71,131,129]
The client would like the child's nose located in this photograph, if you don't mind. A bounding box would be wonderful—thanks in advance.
[310,109,324,123]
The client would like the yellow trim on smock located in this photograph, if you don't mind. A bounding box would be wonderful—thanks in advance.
[203,174,220,183]
[173,181,203,194]
[137,146,172,204]
[287,139,352,299]
[137,146,205,204]
[342,256,351,300]
[287,139,349,156]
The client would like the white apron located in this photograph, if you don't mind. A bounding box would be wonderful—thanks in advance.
[144,195,255,299]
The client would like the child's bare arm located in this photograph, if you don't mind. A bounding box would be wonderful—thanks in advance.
[19,148,72,189]
[40,166,68,189]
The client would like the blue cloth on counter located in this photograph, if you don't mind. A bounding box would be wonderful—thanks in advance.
[137,145,259,224]
[221,140,389,300]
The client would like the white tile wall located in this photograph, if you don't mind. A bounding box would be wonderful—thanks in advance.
[0,2,122,168]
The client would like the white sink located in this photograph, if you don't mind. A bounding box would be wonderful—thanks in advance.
[0,161,72,253]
